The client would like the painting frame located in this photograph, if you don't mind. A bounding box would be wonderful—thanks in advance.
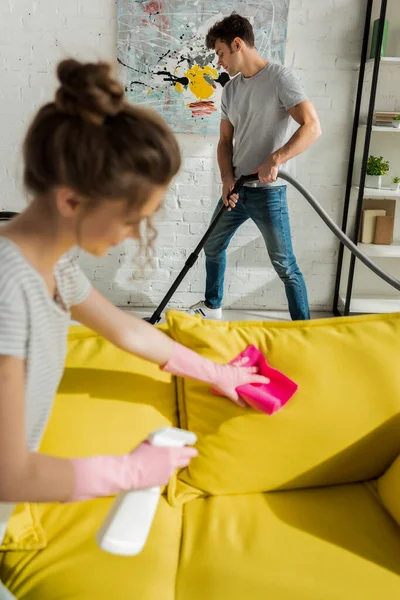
[117,1,290,134]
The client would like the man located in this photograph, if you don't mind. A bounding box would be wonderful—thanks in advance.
[188,13,321,320]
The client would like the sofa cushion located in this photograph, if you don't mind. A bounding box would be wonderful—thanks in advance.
[166,311,400,501]
[377,455,400,527]
[0,505,46,552]
[0,495,182,600]
[176,485,400,600]
[64,325,177,425]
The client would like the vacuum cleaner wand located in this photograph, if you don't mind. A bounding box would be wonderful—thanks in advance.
[144,174,258,324]
[145,171,400,324]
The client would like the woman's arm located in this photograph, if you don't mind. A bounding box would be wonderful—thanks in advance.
[71,286,175,365]
[71,287,269,405]
[0,354,196,503]
[0,354,75,502]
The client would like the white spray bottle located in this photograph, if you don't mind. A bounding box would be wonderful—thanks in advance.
[96,427,197,556]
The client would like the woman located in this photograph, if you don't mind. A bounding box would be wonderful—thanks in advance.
[0,60,268,594]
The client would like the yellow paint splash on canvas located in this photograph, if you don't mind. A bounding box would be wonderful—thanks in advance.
[174,64,218,100]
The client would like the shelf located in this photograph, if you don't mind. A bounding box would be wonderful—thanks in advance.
[359,124,400,132]
[366,57,400,64]
[358,243,400,257]
[339,294,400,313]
[334,6,400,317]
[353,186,400,198]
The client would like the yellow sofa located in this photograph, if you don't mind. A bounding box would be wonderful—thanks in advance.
[1,311,400,599]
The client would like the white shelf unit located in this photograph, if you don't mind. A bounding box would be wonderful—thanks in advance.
[344,183,400,313]
[338,294,400,313]
[336,2,400,316]
[366,57,400,64]
[343,138,400,315]
[358,242,400,257]
[359,124,400,132]
[353,186,400,197]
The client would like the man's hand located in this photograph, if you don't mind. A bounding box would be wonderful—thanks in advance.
[222,177,239,211]
[254,156,279,184]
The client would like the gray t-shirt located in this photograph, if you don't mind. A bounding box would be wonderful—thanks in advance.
[221,63,308,186]
[0,237,91,544]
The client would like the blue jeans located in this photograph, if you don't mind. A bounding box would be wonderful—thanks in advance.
[204,185,310,321]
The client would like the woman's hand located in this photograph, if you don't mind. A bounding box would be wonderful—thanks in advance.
[210,363,269,407]
[162,343,269,408]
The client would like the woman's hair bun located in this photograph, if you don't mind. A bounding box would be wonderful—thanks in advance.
[55,59,125,125]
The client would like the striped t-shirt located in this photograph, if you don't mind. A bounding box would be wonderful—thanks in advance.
[0,236,91,544]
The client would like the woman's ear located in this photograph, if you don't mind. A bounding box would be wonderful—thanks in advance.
[55,187,85,219]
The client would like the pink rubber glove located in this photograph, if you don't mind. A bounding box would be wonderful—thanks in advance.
[162,343,270,407]
[69,441,198,502]
[213,345,298,415]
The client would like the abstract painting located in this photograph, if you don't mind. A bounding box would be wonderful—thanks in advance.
[117,1,290,134]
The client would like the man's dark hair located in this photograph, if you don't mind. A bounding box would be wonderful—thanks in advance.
[206,13,255,50]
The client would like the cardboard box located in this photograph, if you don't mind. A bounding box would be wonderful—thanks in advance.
[361,209,386,243]
[359,199,396,241]
[374,215,395,245]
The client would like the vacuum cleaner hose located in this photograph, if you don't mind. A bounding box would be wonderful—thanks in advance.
[145,170,400,323]
[276,170,400,292]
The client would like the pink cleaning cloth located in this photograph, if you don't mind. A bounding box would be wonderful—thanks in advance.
[214,345,298,415]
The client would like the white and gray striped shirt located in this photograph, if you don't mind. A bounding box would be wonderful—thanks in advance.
[0,237,91,543]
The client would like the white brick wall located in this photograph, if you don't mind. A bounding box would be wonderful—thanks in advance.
[0,0,365,310]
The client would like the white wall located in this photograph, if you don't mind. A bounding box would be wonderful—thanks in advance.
[0,0,366,310]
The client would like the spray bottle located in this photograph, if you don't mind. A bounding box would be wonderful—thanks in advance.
[96,427,197,556]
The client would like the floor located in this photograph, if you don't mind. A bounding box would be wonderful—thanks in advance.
[71,307,332,327]
[122,308,332,324]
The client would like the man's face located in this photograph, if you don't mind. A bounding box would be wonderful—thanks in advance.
[215,39,241,77]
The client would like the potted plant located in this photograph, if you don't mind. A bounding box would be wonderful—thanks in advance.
[391,175,400,192]
[366,155,390,189]
[392,115,400,129]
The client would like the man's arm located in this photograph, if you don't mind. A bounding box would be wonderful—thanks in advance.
[256,100,322,184]
[218,119,234,180]
[218,119,239,208]
[274,100,322,165]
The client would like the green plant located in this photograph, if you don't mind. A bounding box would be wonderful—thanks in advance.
[366,155,390,176]
[392,175,400,184]
[393,115,400,121]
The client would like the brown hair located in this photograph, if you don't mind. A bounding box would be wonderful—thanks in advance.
[23,59,181,251]
[206,13,255,50]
